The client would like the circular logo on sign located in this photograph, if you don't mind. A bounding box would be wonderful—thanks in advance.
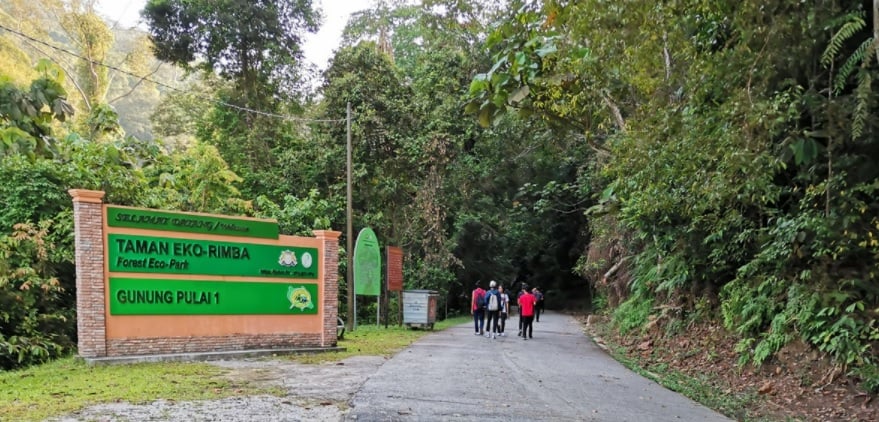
[301,252,313,269]
[278,250,297,267]
[287,285,314,311]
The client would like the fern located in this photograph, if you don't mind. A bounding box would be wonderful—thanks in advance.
[821,9,875,140]
[821,12,866,67]
[852,67,873,139]
[834,39,873,93]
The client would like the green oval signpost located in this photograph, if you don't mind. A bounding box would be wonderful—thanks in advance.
[353,228,381,296]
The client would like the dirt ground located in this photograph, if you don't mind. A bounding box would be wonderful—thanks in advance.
[580,315,878,422]
[56,316,876,421]
[53,356,389,421]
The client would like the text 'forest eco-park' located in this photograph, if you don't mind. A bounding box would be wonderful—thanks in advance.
[69,189,342,361]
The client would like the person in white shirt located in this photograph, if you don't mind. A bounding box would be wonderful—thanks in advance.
[498,285,510,336]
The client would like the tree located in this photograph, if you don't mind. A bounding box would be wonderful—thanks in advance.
[142,0,320,106]
[2,0,169,140]
[0,60,75,158]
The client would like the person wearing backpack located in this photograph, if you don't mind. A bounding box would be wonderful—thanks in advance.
[533,287,545,322]
[484,280,502,339]
[471,281,486,336]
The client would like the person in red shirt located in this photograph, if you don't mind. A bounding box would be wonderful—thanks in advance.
[471,281,486,336]
[518,285,537,340]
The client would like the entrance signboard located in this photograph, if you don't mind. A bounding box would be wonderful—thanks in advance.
[108,234,318,279]
[109,278,319,315]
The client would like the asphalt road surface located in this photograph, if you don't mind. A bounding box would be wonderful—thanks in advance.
[346,311,733,421]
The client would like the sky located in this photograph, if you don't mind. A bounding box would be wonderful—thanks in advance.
[95,0,374,71]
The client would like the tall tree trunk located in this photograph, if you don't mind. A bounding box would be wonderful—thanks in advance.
[874,0,879,64]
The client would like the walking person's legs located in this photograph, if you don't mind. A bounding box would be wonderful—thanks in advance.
[499,313,506,335]
[522,315,533,339]
[522,316,534,338]
[473,309,479,334]
[484,311,492,337]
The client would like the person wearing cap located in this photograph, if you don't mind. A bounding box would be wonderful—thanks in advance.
[484,280,502,339]
[518,285,537,340]
[471,281,486,336]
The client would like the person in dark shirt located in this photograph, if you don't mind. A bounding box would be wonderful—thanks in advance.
[532,287,545,322]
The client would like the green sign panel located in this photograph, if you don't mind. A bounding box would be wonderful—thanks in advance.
[109,278,319,315]
[108,234,318,279]
[353,228,381,296]
[107,206,279,239]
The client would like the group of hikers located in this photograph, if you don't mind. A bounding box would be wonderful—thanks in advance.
[470,280,544,340]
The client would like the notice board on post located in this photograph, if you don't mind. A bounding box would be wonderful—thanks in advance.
[386,246,403,292]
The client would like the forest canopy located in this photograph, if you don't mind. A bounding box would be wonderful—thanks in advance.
[0,0,878,399]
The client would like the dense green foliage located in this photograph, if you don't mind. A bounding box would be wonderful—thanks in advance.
[0,60,257,369]
[142,0,319,104]
[3,0,878,397]
[468,0,879,385]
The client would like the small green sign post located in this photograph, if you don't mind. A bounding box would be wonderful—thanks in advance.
[354,228,381,296]
[353,228,381,328]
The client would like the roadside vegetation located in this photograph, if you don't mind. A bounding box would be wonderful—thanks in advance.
[2,1,879,420]
[0,358,279,422]
[0,317,469,421]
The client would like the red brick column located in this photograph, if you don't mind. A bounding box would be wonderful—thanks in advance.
[69,189,106,358]
[313,230,341,347]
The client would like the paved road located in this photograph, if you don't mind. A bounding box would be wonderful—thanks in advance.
[347,311,732,421]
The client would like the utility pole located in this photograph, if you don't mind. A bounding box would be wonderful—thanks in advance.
[346,102,354,332]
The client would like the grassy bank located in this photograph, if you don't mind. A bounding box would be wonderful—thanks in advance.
[0,358,276,421]
[0,316,470,421]
[293,316,470,364]
[584,316,785,421]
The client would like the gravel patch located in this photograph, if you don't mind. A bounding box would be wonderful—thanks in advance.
[50,396,341,422]
[48,355,387,422]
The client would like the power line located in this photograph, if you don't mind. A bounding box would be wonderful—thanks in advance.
[0,23,345,124]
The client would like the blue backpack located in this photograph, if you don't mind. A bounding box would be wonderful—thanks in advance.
[475,290,486,309]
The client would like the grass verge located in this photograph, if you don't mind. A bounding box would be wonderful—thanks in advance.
[0,357,280,422]
[0,316,470,420]
[587,319,762,421]
[604,343,758,420]
[292,316,470,364]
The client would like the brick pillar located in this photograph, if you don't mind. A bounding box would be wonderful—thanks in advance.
[69,189,106,358]
[313,230,341,347]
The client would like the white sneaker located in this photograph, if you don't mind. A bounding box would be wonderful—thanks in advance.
[492,334,497,339]
[500,333,506,337]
